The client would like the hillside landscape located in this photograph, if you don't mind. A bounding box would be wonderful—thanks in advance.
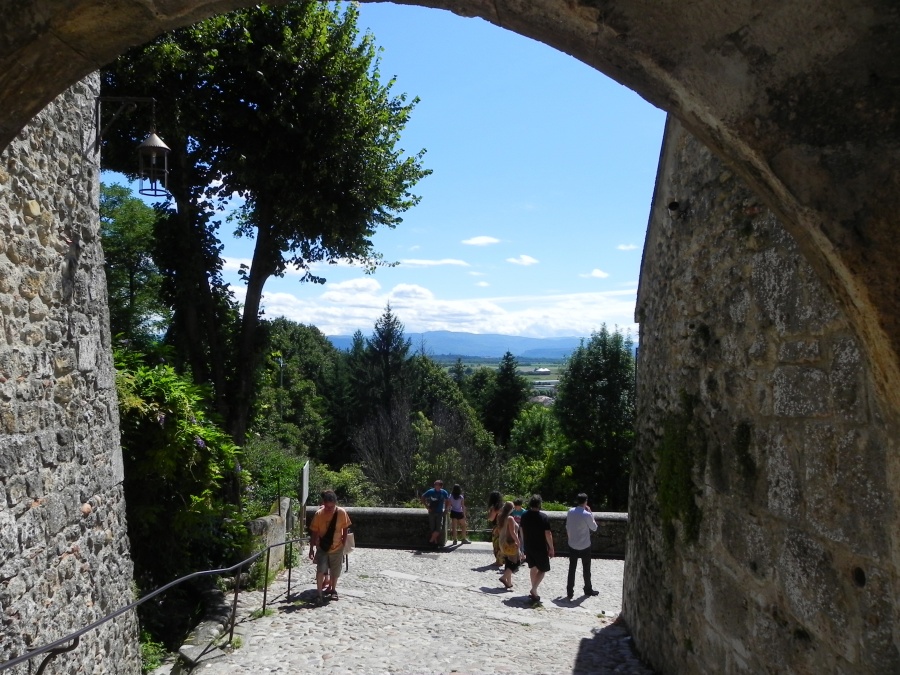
[326,330,587,359]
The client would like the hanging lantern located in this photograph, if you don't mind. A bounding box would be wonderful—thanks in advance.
[137,131,171,197]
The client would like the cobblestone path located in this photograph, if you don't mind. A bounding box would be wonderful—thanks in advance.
[156,543,656,674]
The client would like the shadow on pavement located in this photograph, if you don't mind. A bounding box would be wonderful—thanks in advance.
[573,619,659,675]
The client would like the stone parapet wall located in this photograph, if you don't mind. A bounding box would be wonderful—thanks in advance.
[246,498,295,574]
[623,118,900,673]
[305,506,627,558]
[0,75,140,673]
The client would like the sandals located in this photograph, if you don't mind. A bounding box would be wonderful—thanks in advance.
[330,591,339,601]
[501,579,513,590]
[528,592,541,603]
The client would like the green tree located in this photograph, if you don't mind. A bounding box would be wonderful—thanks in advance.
[407,355,499,503]
[364,304,412,414]
[101,2,429,444]
[464,366,495,423]
[349,306,415,503]
[481,352,530,448]
[99,183,169,345]
[250,318,339,457]
[449,358,467,392]
[509,403,563,460]
[553,325,636,509]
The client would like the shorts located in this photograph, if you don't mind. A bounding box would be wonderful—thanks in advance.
[449,511,465,520]
[428,511,445,533]
[526,551,551,573]
[504,555,521,572]
[315,548,344,579]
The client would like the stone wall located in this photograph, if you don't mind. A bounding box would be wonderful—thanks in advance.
[623,118,900,673]
[305,506,628,558]
[0,75,140,673]
[246,498,295,575]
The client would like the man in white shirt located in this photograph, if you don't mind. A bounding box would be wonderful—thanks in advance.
[565,492,599,601]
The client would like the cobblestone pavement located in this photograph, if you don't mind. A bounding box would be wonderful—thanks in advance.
[163,543,656,674]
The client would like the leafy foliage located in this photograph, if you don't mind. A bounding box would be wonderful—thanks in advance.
[140,629,167,674]
[340,307,499,504]
[99,183,169,346]
[309,462,379,506]
[101,2,429,444]
[460,352,530,449]
[250,319,339,457]
[552,325,636,509]
[483,352,531,447]
[115,346,244,645]
[239,437,309,518]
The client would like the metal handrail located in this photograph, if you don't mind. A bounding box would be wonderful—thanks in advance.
[0,535,309,673]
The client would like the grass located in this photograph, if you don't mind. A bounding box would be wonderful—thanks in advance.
[140,630,167,674]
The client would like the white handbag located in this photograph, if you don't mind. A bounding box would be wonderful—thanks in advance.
[343,532,355,555]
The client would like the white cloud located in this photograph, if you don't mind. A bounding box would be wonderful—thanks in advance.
[469,271,486,277]
[617,244,638,251]
[399,258,470,267]
[222,257,251,273]
[390,283,436,301]
[476,281,490,287]
[506,254,539,266]
[224,256,367,279]
[580,268,610,279]
[462,236,500,246]
[251,279,639,338]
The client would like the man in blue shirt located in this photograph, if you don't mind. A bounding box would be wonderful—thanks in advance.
[421,479,449,547]
[565,492,599,600]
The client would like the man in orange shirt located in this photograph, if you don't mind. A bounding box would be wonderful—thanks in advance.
[308,489,351,605]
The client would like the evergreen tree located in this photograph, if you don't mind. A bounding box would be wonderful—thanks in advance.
[553,325,635,509]
[364,304,412,415]
[482,352,530,448]
[449,358,467,392]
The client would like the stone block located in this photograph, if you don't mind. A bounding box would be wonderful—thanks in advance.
[773,366,829,417]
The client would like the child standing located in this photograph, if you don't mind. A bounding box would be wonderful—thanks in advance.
[447,484,470,545]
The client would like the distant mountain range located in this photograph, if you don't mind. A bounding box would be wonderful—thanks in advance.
[326,330,586,359]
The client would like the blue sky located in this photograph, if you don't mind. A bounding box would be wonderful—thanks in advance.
[112,4,667,338]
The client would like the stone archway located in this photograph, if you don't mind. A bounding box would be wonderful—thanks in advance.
[2,2,900,673]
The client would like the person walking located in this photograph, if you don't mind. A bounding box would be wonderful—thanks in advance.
[565,492,599,600]
[488,490,503,567]
[519,494,554,603]
[487,490,504,565]
[511,498,527,558]
[497,501,521,590]
[308,489,352,605]
[447,484,470,545]
[421,479,450,547]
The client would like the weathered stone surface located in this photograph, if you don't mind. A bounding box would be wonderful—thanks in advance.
[625,118,900,673]
[0,76,140,673]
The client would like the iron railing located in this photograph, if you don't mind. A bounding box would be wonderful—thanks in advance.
[0,535,309,674]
